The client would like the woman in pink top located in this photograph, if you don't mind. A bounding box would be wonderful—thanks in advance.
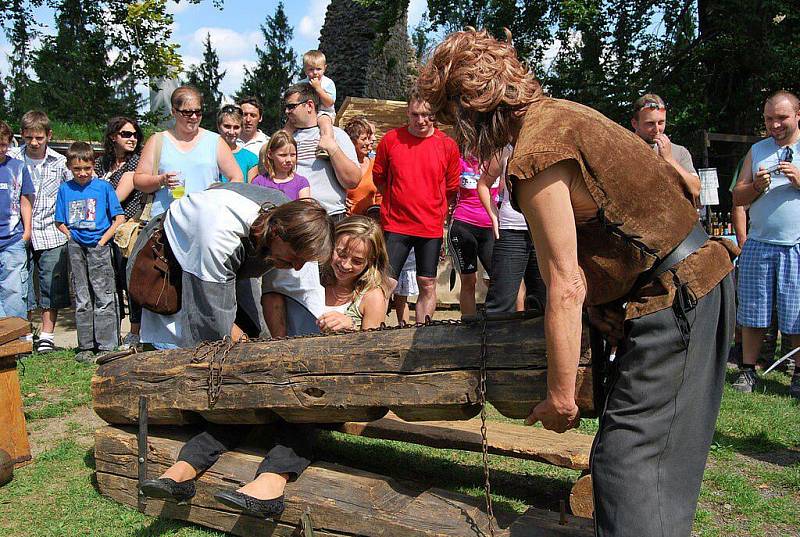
[447,155,499,314]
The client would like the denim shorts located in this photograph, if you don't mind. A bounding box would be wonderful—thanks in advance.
[0,239,30,318]
[736,239,800,334]
[28,243,71,310]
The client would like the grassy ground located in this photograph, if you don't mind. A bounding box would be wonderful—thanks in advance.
[0,351,797,536]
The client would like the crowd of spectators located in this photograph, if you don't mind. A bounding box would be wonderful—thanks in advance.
[0,50,797,402]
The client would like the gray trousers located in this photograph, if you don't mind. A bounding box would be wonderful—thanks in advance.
[67,240,119,351]
[591,274,734,537]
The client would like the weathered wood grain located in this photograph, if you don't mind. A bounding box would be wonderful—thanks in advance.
[95,426,594,537]
[0,449,12,486]
[336,412,594,470]
[0,317,29,347]
[0,362,31,468]
[92,317,595,425]
[569,474,594,519]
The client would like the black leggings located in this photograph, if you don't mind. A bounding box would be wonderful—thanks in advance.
[177,422,317,481]
[384,231,442,279]
[447,219,494,276]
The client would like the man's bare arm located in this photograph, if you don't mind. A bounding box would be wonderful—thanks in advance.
[514,160,585,433]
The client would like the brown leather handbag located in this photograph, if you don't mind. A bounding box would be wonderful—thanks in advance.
[128,225,182,315]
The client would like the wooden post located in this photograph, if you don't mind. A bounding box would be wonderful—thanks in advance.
[0,449,13,486]
[0,318,33,469]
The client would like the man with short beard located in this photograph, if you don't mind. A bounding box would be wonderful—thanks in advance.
[732,90,800,398]
[418,29,737,537]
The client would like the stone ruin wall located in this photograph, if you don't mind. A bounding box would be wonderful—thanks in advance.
[318,0,416,107]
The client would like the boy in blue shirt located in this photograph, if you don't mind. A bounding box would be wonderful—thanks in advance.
[0,120,35,320]
[55,142,125,363]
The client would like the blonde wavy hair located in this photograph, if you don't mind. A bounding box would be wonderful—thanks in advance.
[322,216,390,300]
[259,131,298,177]
[417,28,542,162]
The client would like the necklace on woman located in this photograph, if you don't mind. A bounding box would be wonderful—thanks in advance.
[328,284,354,305]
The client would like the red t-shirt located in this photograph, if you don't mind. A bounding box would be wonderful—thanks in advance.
[372,127,461,238]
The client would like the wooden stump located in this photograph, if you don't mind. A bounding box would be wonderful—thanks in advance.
[92,316,595,425]
[0,317,33,469]
[95,425,594,537]
[0,449,13,486]
[569,474,594,519]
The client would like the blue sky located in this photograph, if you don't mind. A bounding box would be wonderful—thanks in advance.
[0,0,428,98]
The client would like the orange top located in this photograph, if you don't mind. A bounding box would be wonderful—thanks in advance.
[346,158,382,216]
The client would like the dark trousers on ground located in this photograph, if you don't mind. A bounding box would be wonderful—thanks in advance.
[67,240,119,351]
[177,422,317,480]
[591,274,734,537]
[484,228,546,313]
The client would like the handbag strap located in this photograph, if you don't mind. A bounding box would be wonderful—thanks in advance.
[136,132,163,222]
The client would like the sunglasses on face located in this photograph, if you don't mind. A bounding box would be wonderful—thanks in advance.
[221,104,242,114]
[638,102,666,112]
[117,130,137,139]
[175,108,203,118]
[284,101,307,111]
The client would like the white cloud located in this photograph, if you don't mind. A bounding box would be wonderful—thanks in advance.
[219,59,258,96]
[166,1,191,15]
[189,27,261,59]
[298,0,331,43]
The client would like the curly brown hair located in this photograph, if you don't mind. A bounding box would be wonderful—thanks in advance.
[417,28,542,162]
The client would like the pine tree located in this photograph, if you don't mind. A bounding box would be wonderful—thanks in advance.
[236,2,297,134]
[32,0,116,124]
[186,33,226,130]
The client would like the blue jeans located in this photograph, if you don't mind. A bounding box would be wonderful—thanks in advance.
[0,239,30,319]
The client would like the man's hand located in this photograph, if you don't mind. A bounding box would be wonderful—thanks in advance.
[779,161,800,188]
[654,133,674,161]
[525,396,580,433]
[753,166,771,193]
[317,311,355,332]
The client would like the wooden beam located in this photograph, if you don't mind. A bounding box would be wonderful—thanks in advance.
[336,412,593,470]
[0,317,29,347]
[95,426,594,537]
[92,317,594,425]
[0,361,31,468]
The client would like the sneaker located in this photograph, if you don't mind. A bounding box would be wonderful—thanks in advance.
[119,333,140,350]
[790,374,800,400]
[314,147,330,160]
[35,338,57,354]
[732,368,758,393]
[74,350,97,364]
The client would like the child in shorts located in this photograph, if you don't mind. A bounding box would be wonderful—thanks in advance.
[252,131,311,201]
[286,50,337,158]
[55,142,125,363]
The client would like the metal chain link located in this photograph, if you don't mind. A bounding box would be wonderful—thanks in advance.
[478,312,496,537]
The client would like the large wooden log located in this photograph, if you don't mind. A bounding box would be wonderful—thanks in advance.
[92,317,594,425]
[336,412,593,470]
[95,425,594,537]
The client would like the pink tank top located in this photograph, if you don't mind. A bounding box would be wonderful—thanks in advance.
[452,156,498,228]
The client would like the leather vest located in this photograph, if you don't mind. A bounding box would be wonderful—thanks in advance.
[507,98,737,319]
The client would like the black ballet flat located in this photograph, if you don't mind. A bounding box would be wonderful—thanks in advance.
[140,478,196,504]
[213,490,285,519]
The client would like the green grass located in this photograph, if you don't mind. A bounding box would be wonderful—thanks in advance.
[2,350,798,536]
[17,351,95,420]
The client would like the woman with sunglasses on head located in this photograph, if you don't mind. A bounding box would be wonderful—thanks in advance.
[134,85,244,217]
[217,104,259,183]
[95,116,146,349]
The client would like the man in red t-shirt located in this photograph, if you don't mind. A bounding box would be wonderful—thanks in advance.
[373,91,461,320]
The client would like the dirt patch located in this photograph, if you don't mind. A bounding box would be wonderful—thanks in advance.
[23,386,66,412]
[26,404,105,456]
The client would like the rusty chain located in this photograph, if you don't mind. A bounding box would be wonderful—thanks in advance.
[478,312,496,537]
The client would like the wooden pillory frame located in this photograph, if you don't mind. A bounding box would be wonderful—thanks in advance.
[93,314,598,536]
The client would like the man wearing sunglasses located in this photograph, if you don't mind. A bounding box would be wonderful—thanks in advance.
[732,90,800,398]
[631,94,701,202]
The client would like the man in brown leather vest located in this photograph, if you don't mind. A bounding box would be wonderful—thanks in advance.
[419,29,737,537]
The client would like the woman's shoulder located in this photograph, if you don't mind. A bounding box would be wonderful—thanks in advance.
[358,286,387,311]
